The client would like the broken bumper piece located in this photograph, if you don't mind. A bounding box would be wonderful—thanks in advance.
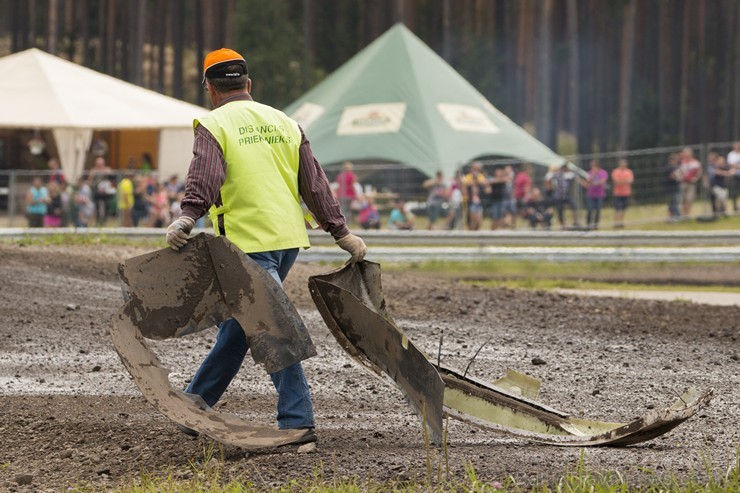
[109,234,316,449]
[308,261,712,447]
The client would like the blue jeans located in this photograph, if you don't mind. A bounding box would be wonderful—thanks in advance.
[668,190,681,217]
[586,196,604,228]
[185,248,315,430]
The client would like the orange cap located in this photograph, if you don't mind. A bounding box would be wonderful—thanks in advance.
[202,48,247,78]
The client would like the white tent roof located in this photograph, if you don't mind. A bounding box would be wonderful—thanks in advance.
[0,48,207,180]
[0,48,206,129]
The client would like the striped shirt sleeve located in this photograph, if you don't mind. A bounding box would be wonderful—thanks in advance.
[297,127,349,240]
[180,124,226,221]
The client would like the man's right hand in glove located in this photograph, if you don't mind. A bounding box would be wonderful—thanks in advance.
[166,216,195,251]
[336,233,367,264]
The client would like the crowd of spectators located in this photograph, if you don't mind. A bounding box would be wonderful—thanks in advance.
[25,155,185,229]
[25,143,740,230]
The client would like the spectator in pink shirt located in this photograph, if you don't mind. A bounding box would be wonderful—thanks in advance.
[514,163,532,227]
[578,160,608,230]
[333,161,358,224]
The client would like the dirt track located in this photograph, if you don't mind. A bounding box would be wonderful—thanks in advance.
[0,242,738,492]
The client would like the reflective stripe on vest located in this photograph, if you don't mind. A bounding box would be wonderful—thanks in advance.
[196,100,310,253]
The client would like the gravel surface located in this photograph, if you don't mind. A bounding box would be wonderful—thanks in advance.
[0,242,738,492]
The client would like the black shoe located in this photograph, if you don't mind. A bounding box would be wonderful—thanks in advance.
[176,424,199,437]
[290,428,317,445]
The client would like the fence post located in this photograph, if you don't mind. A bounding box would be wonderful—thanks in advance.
[8,171,16,227]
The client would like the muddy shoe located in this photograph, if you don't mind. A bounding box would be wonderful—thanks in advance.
[176,424,199,438]
[289,428,317,445]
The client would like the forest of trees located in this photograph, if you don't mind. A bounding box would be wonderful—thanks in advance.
[1,0,738,154]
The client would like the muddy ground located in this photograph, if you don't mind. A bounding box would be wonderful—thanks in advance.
[0,242,738,492]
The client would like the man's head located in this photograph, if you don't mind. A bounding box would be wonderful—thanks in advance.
[202,48,250,101]
[94,157,106,168]
[48,157,59,170]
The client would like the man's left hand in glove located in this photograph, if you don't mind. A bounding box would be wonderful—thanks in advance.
[166,216,195,250]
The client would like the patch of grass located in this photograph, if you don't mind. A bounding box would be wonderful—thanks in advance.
[3,233,163,248]
[382,258,740,278]
[66,448,739,493]
[467,278,740,293]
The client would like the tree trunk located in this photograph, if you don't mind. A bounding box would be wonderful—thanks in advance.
[657,0,672,144]
[695,0,707,143]
[394,0,406,24]
[96,0,106,69]
[442,0,451,62]
[223,0,234,47]
[105,0,117,74]
[130,0,145,85]
[172,0,184,99]
[156,0,167,93]
[65,0,76,59]
[679,0,691,143]
[720,0,734,141]
[48,0,59,54]
[80,0,89,65]
[596,0,608,151]
[536,0,553,148]
[618,0,636,151]
[566,0,579,149]
[28,0,36,48]
[303,0,315,70]
[195,0,205,106]
[734,0,740,137]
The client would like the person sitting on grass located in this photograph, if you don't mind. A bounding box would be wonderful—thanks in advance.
[358,196,381,230]
[522,187,553,229]
[388,200,414,230]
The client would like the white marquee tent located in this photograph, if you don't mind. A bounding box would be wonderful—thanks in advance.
[0,48,207,180]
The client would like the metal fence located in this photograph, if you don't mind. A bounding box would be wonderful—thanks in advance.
[1,142,737,229]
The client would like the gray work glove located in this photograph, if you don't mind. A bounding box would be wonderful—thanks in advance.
[336,233,367,264]
[166,216,195,251]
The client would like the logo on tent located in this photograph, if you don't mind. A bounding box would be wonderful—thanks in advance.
[337,103,406,135]
[290,102,326,130]
[437,103,500,134]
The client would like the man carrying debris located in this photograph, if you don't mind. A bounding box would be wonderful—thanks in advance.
[165,48,367,443]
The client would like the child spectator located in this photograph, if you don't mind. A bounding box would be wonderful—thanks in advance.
[148,181,170,228]
[522,187,553,229]
[74,177,95,228]
[25,177,48,228]
[43,181,64,227]
[388,200,414,230]
[358,196,381,230]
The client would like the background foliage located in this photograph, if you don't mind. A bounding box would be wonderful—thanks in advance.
[1,0,738,154]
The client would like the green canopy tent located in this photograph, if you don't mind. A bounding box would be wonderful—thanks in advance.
[284,23,565,180]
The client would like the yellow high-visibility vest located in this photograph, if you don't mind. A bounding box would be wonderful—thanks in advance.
[195,100,310,253]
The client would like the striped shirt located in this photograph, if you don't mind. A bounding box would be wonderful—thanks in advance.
[180,94,349,240]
